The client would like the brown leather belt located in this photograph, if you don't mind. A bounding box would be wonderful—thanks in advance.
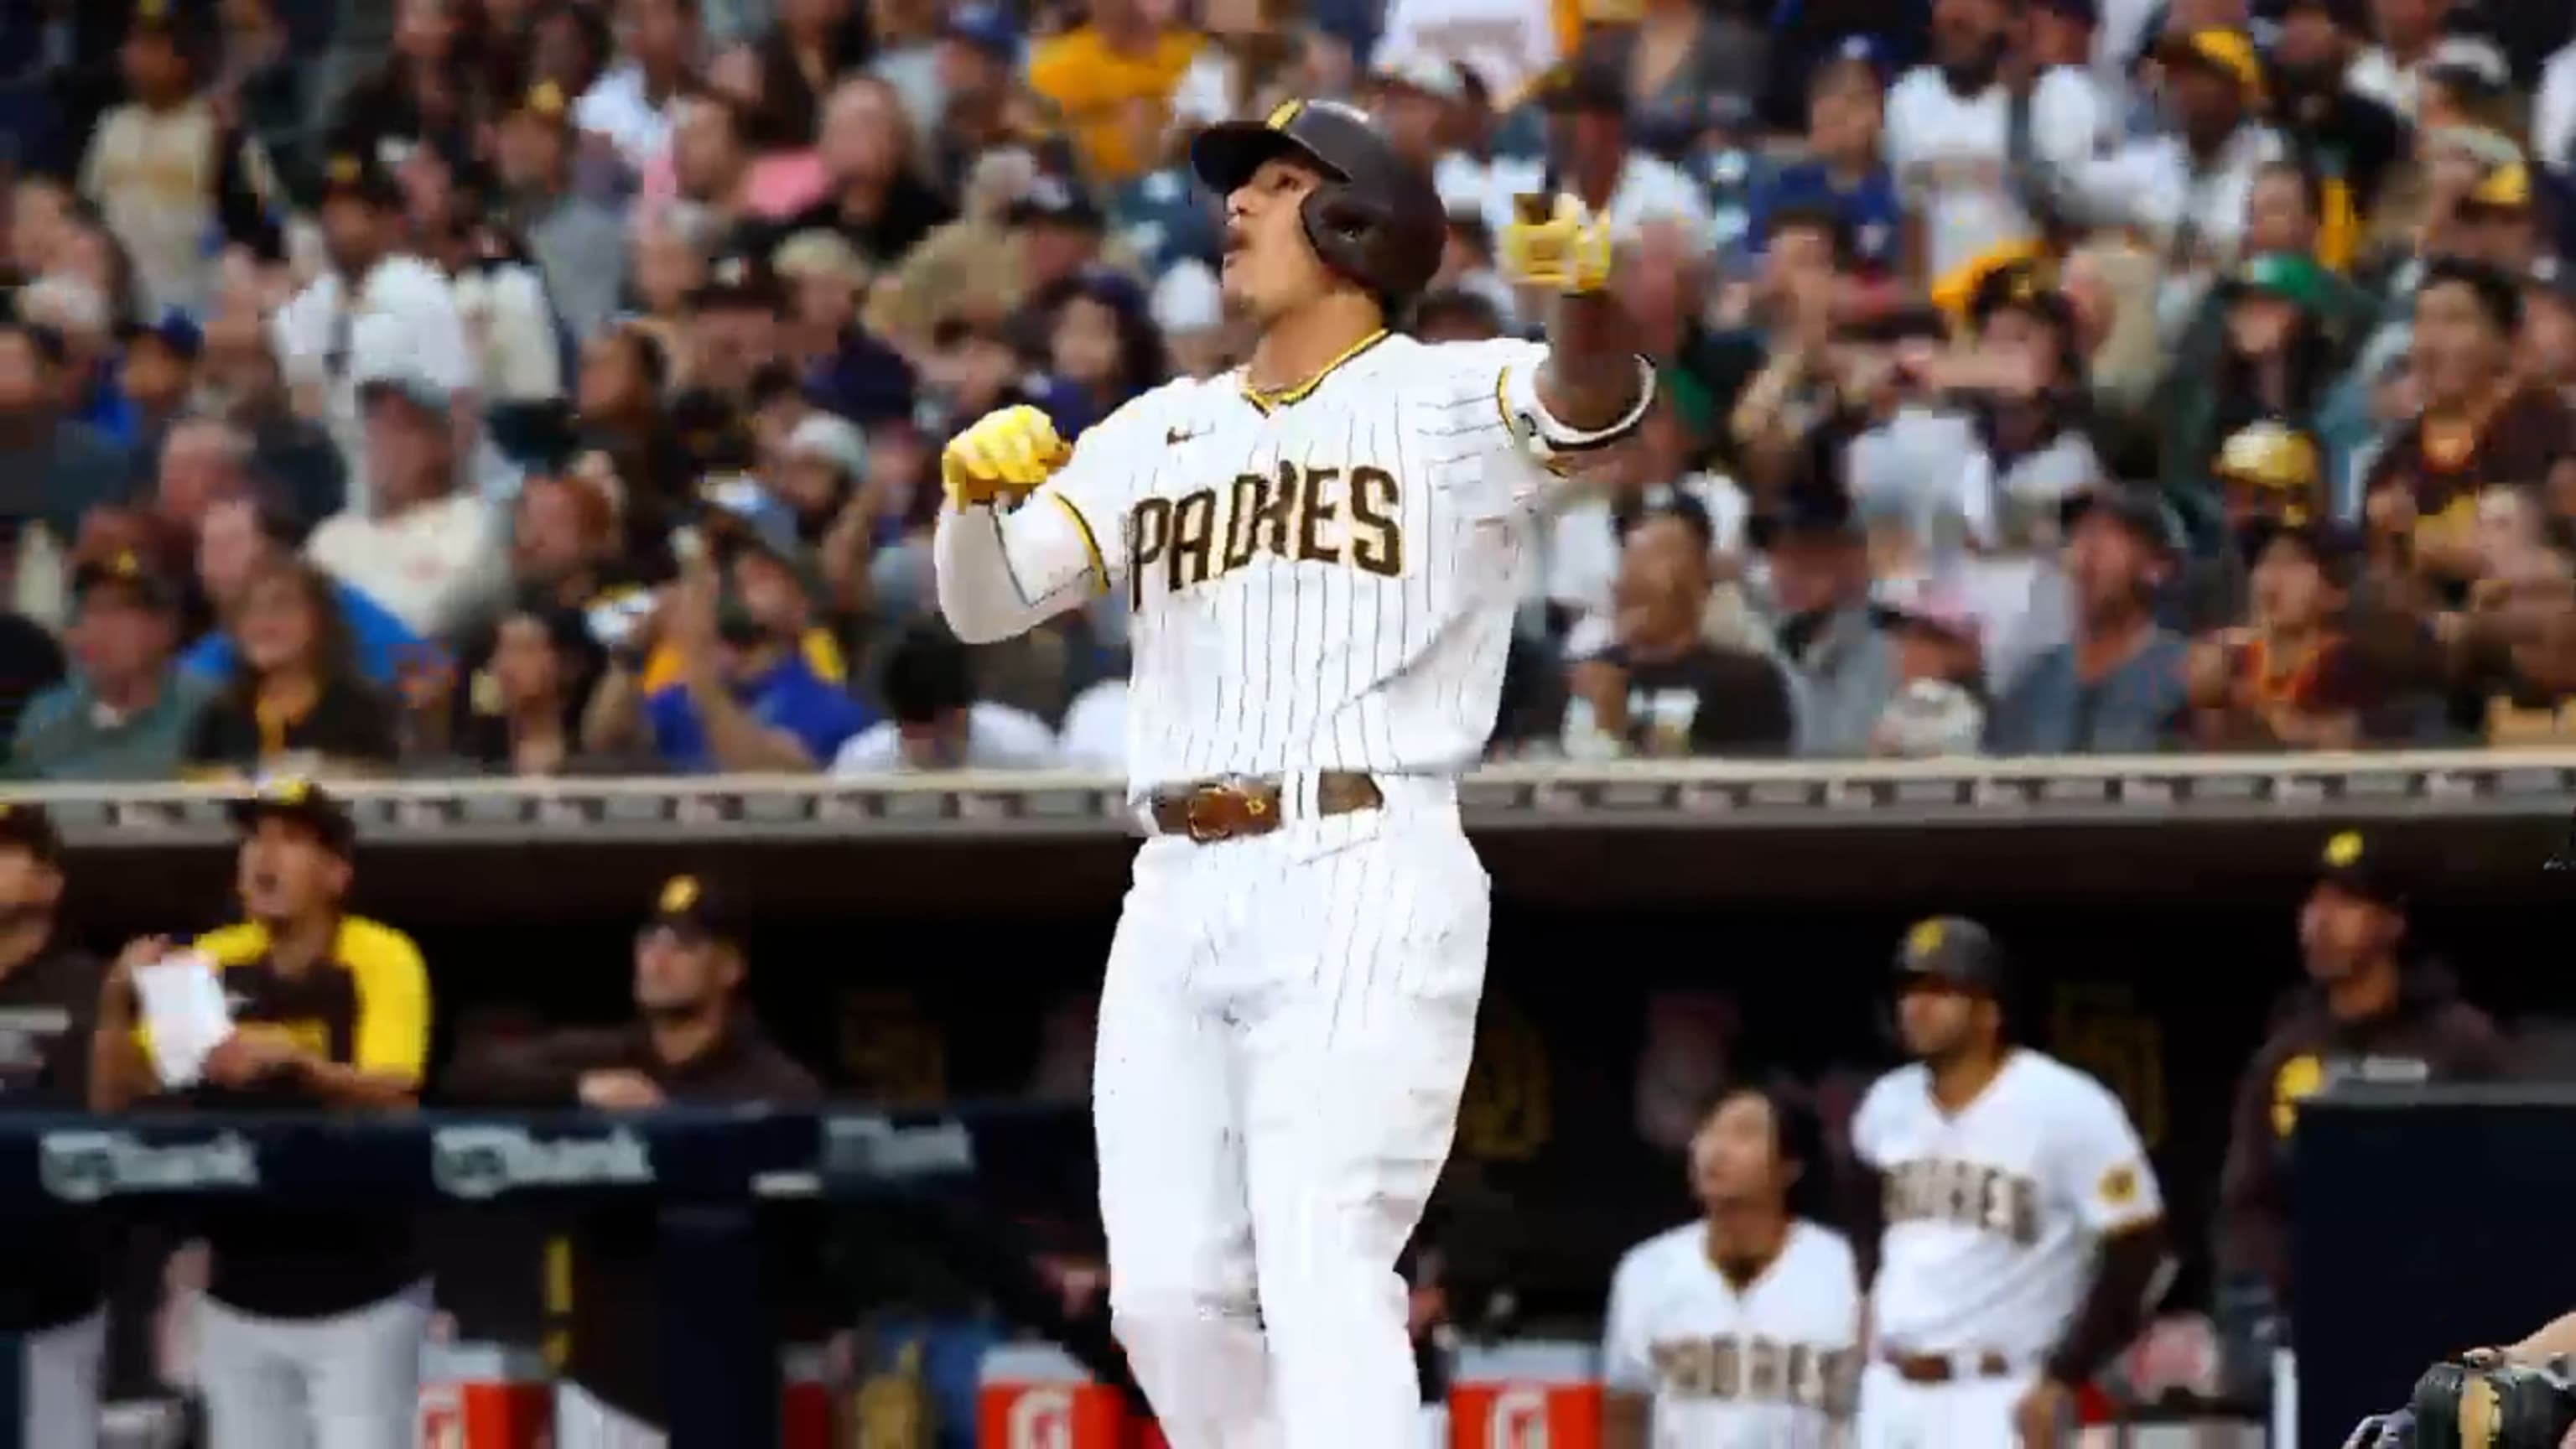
[1146,771,1384,844]
[1884,1350,2016,1384]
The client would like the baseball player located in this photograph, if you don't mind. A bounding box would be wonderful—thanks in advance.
[444,874,823,1449]
[0,804,111,1448]
[932,100,1653,1449]
[1603,1083,1862,1449]
[1850,918,2168,1449]
[92,779,432,1449]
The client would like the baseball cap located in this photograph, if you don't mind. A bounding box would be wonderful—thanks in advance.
[506,79,574,128]
[316,146,403,209]
[1893,915,2007,996]
[943,4,1021,61]
[2155,29,2264,103]
[2423,35,2511,100]
[117,308,202,360]
[785,412,868,480]
[1372,50,1466,102]
[1743,486,1858,551]
[71,548,179,613]
[647,873,745,944]
[0,802,62,866]
[1006,174,1104,230]
[1537,60,1628,117]
[2220,252,2337,315]
[2059,482,2183,558]
[1869,573,1984,641]
[2237,514,2361,587]
[2314,829,2405,911]
[227,776,358,858]
[1967,257,2075,335]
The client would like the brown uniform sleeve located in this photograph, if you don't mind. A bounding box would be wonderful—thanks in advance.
[2435,1004,2512,1079]
[440,1029,635,1105]
[2216,1039,2290,1306]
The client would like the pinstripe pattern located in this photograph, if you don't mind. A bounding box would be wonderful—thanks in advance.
[1095,801,1489,1449]
[1105,334,1550,794]
[553,1380,669,1449]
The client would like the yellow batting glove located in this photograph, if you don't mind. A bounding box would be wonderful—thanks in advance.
[1499,193,1614,296]
[941,404,1072,509]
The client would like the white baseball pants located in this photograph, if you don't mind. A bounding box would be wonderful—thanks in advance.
[1855,1363,2064,1449]
[554,1379,667,1449]
[1096,782,1488,1449]
[18,1307,104,1449]
[195,1281,429,1449]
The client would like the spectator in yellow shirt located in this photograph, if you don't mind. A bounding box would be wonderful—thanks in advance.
[1026,0,1202,184]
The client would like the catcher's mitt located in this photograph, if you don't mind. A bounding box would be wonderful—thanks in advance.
[2376,1355,2576,1449]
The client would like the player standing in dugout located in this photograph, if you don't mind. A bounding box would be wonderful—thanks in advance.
[1849,917,2168,1448]
[1602,1082,1862,1449]
[444,873,822,1449]
[92,779,432,1449]
[0,804,112,1446]
[931,86,1652,1449]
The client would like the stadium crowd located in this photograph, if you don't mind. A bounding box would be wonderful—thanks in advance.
[0,0,2572,780]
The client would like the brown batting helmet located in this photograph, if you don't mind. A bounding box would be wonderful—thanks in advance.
[1190,99,1446,308]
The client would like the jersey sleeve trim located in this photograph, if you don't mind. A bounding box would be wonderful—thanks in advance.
[341,917,430,1083]
[1046,491,1109,596]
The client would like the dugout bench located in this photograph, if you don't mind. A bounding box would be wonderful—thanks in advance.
[0,1107,1006,1449]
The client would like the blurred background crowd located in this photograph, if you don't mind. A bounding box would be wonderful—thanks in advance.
[0,0,2573,782]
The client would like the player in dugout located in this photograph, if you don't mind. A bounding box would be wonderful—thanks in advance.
[1602,1081,1862,1449]
[91,777,433,1449]
[443,873,822,1449]
[0,803,112,1447]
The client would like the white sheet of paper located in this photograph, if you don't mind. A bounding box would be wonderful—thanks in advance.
[132,953,234,1089]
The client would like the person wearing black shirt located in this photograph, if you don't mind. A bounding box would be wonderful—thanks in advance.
[444,875,822,1446]
[1566,501,1796,757]
[0,803,109,1448]
[750,75,956,271]
[93,780,433,1449]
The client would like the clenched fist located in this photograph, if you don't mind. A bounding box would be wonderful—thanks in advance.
[1499,193,1613,296]
[943,404,1072,509]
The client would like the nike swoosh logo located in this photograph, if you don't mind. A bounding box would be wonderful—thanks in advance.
[1166,428,1201,445]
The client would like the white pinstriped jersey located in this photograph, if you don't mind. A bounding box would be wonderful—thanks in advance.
[1020,330,1575,795]
[1603,1220,1862,1449]
[1852,1050,2163,1362]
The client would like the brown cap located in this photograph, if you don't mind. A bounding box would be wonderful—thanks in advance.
[226,776,357,857]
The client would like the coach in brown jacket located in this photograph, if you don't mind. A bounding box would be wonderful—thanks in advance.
[444,874,822,1446]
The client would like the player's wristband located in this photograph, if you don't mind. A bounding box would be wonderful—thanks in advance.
[1498,354,1657,470]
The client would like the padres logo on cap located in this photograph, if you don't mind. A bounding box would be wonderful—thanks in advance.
[1906,917,1945,959]
[1264,100,1304,130]
[660,875,700,913]
[2324,830,2364,867]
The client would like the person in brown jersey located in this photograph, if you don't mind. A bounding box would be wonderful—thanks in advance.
[2361,257,2574,590]
[0,803,112,1448]
[2215,828,2507,1399]
[91,777,433,1449]
[444,873,821,1449]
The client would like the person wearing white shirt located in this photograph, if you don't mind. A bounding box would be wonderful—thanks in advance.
[573,0,702,174]
[1883,0,2106,286]
[1057,679,1129,772]
[1480,65,1718,255]
[2061,29,2283,333]
[305,371,510,642]
[2536,39,2576,177]
[1602,1084,1861,1449]
[2342,0,2458,121]
[1375,0,1558,108]
[828,621,1061,775]
[270,149,478,516]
